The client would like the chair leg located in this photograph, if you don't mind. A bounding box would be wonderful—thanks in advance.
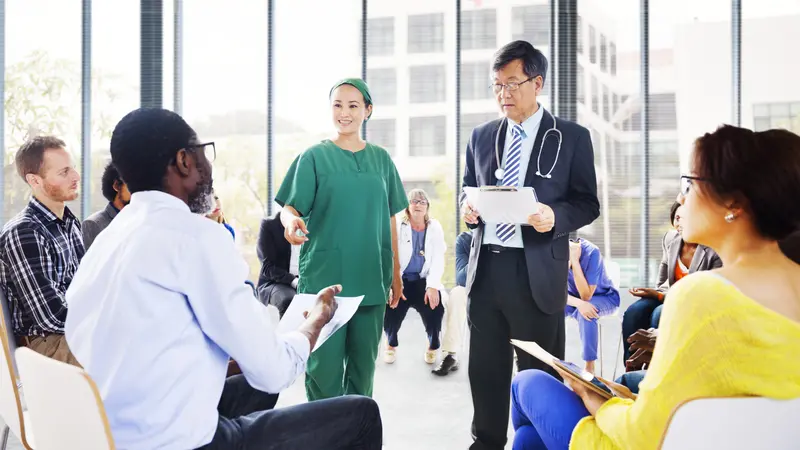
[0,424,9,450]
[598,323,604,378]
[613,327,623,380]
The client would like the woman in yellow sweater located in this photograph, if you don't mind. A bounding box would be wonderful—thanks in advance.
[509,124,800,450]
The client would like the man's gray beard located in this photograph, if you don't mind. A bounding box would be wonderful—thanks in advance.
[189,190,215,215]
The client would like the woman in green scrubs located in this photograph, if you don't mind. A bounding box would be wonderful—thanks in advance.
[276,78,407,400]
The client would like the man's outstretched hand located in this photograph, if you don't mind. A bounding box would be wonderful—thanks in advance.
[299,285,342,351]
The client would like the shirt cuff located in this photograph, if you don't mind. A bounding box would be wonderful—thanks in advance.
[291,277,299,289]
[281,330,312,363]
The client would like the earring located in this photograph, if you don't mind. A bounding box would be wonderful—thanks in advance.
[725,212,736,223]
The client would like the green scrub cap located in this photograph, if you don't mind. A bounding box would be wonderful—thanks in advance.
[329,78,373,120]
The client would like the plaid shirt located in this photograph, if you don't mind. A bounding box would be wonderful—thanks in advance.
[0,197,84,336]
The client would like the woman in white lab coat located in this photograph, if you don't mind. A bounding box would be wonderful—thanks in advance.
[383,188,447,365]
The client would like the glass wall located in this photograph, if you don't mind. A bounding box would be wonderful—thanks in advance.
[4,0,81,222]
[3,0,794,288]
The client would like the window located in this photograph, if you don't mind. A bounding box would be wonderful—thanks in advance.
[602,85,610,121]
[609,42,617,75]
[460,112,499,145]
[628,93,678,131]
[589,25,597,64]
[409,65,446,103]
[368,119,396,156]
[368,68,396,105]
[367,17,394,56]
[461,62,492,101]
[600,34,608,72]
[577,64,585,104]
[410,116,446,157]
[753,102,800,133]
[612,93,620,116]
[408,13,444,53]
[462,9,496,50]
[402,181,436,198]
[591,76,599,115]
[511,5,550,47]
[577,16,583,54]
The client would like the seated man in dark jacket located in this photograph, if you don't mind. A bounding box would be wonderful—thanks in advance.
[256,211,299,317]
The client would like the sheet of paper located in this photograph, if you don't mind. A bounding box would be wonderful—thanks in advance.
[510,339,556,368]
[278,294,364,352]
[464,187,539,224]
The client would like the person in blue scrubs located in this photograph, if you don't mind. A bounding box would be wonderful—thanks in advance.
[564,238,620,374]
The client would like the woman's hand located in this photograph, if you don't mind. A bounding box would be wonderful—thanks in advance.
[388,272,405,309]
[284,217,309,245]
[424,288,440,310]
[554,365,609,416]
[576,301,599,320]
[628,287,662,301]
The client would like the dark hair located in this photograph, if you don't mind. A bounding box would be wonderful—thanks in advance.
[15,135,67,181]
[101,162,123,202]
[692,124,800,241]
[669,201,681,226]
[492,40,548,84]
[110,108,196,193]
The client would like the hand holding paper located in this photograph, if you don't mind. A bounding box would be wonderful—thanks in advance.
[278,291,364,352]
[463,187,539,224]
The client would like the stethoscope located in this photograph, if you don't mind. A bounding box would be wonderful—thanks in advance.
[494,109,562,180]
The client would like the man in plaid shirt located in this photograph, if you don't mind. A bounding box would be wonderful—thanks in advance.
[0,135,84,366]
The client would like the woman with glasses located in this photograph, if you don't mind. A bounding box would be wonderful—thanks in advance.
[276,78,407,401]
[382,188,447,366]
[507,125,800,450]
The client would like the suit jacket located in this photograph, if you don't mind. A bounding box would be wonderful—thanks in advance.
[82,203,118,250]
[256,214,295,295]
[461,110,600,314]
[656,230,722,294]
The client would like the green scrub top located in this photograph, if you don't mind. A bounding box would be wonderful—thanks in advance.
[276,140,408,306]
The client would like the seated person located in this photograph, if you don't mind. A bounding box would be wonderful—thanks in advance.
[622,202,721,361]
[508,125,800,450]
[82,162,130,250]
[65,108,382,449]
[564,238,620,374]
[256,211,300,317]
[432,229,472,376]
[383,189,446,365]
[206,191,235,239]
[615,328,657,393]
[0,136,83,366]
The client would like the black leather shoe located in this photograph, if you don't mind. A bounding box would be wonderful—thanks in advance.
[432,354,459,376]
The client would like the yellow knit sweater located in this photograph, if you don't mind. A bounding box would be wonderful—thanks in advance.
[570,272,800,449]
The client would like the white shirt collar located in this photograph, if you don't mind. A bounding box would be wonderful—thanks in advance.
[130,190,191,213]
[506,103,545,140]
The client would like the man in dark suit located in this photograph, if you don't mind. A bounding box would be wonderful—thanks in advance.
[256,211,299,317]
[460,41,600,450]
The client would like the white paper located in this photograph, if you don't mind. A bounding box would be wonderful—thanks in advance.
[278,294,364,352]
[510,339,556,368]
[464,187,539,224]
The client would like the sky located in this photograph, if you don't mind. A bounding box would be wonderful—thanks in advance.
[6,0,800,136]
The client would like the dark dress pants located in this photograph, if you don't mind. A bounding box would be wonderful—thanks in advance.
[468,246,565,450]
[198,375,383,449]
[383,277,445,349]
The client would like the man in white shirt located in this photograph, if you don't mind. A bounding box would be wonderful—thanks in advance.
[65,108,383,450]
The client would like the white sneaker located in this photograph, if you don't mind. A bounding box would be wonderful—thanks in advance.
[424,349,436,364]
[384,348,396,364]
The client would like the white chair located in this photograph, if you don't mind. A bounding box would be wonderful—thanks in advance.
[660,396,800,449]
[15,347,114,450]
[0,289,34,449]
[601,260,623,379]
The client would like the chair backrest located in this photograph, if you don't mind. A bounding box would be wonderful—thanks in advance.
[660,396,800,450]
[0,288,30,448]
[605,260,621,289]
[15,347,115,450]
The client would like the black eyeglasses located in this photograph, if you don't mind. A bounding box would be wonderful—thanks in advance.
[410,199,429,206]
[184,142,216,163]
[680,175,709,196]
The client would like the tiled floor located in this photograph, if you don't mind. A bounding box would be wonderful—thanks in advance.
[2,295,635,450]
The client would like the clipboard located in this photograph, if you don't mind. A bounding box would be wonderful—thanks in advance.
[463,186,539,224]
[511,339,637,401]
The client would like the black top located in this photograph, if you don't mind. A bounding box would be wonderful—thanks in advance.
[256,213,295,289]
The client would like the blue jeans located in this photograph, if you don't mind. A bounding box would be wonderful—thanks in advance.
[621,298,663,361]
[616,370,647,394]
[511,370,590,450]
[564,293,620,361]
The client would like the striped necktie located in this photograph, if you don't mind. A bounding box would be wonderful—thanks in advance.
[496,124,524,243]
